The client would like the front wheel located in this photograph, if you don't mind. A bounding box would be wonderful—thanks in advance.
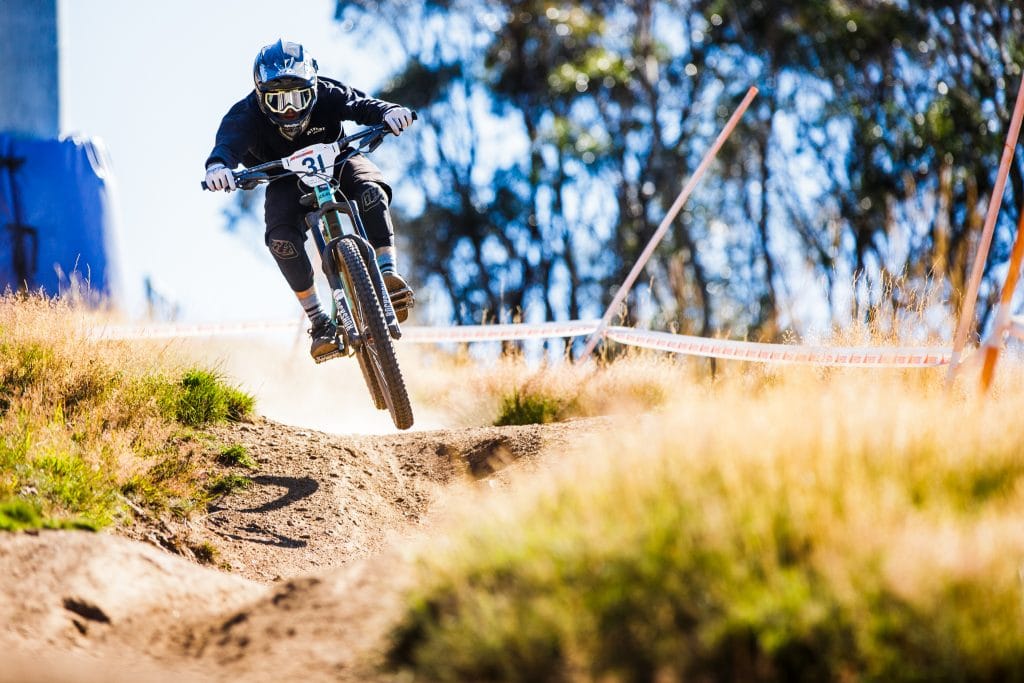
[336,239,414,430]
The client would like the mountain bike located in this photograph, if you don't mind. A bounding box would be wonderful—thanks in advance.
[202,120,415,430]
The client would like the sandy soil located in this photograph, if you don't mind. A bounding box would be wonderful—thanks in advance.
[0,414,608,682]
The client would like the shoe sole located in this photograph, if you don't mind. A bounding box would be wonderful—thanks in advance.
[311,339,340,361]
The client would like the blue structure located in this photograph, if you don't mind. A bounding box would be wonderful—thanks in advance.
[0,3,122,302]
[0,2,58,138]
[0,135,122,299]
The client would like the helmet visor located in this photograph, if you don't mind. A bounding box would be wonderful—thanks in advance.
[263,87,314,114]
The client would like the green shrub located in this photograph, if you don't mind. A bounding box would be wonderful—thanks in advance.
[217,444,257,469]
[159,369,255,427]
[206,474,253,498]
[191,541,219,564]
[494,390,565,426]
[0,498,42,531]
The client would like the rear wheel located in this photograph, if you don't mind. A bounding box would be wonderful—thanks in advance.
[337,239,414,430]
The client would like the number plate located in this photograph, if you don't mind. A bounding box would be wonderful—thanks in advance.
[283,143,341,187]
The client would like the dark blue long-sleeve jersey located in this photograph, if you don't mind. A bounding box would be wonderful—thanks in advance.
[205,77,399,169]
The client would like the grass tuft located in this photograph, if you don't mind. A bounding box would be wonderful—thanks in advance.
[160,369,255,427]
[494,389,566,426]
[0,294,257,532]
[206,474,253,498]
[217,444,258,470]
[0,498,42,531]
[191,541,219,564]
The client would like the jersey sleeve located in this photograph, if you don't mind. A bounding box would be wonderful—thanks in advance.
[322,80,399,126]
[205,97,260,169]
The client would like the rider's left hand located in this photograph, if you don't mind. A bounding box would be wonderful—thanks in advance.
[384,107,414,135]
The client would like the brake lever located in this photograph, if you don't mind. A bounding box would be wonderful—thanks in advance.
[238,174,268,190]
[362,133,387,153]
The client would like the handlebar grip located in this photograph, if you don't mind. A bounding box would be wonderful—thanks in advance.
[412,110,418,121]
[201,181,210,190]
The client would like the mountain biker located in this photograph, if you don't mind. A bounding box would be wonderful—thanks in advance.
[203,39,415,361]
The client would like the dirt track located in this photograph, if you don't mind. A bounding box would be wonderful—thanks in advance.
[0,416,607,682]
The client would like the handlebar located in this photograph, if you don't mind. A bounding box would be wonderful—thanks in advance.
[201,111,417,191]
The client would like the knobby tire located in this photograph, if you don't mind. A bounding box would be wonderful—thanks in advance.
[337,239,414,430]
[356,348,387,410]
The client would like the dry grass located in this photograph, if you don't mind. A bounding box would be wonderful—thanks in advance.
[0,294,254,530]
[414,346,693,426]
[387,344,1024,680]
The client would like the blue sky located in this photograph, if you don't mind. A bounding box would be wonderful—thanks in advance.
[59,0,403,322]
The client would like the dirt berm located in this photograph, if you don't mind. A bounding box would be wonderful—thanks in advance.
[0,416,608,682]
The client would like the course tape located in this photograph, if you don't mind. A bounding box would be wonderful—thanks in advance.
[89,319,601,342]
[400,320,599,343]
[90,319,952,367]
[605,327,952,367]
[89,320,301,340]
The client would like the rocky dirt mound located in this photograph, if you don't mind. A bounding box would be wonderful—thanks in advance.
[0,530,257,682]
[200,416,599,581]
[0,416,609,682]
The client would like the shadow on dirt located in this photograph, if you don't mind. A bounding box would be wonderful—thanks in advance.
[210,521,308,549]
[241,476,320,514]
[206,476,322,549]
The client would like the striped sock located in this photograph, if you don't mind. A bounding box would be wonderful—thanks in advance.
[376,252,396,274]
[296,289,325,322]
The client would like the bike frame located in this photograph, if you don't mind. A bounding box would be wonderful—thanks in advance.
[202,120,416,429]
[232,125,403,355]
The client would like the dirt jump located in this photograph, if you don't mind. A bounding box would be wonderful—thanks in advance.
[0,415,607,682]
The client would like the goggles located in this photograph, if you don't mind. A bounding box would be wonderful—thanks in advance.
[263,87,314,114]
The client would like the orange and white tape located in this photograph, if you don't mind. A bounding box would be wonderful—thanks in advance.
[90,319,953,367]
[400,320,599,343]
[605,327,951,367]
[88,320,301,340]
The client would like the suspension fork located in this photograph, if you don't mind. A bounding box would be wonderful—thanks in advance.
[305,196,402,340]
[306,190,361,350]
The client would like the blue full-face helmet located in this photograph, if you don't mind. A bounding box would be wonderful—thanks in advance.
[253,39,318,137]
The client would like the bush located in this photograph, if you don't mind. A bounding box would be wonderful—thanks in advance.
[160,369,254,427]
[387,372,1024,681]
[206,474,253,498]
[0,499,42,531]
[217,444,258,469]
[494,390,566,426]
[0,295,257,532]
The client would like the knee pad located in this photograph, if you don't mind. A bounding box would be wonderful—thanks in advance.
[359,182,389,212]
[357,182,395,248]
[265,226,314,292]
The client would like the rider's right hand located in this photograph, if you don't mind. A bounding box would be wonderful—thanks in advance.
[205,163,236,192]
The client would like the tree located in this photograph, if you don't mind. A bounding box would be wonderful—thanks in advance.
[320,1,1024,341]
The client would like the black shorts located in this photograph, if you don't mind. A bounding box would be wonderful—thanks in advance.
[263,152,392,239]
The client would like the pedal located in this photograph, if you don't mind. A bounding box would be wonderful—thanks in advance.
[313,347,344,364]
[389,289,415,323]
[390,290,415,309]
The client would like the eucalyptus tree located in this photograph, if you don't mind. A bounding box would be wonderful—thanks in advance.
[327,0,1022,338]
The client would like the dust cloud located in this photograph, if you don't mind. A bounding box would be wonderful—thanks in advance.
[167,327,449,435]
